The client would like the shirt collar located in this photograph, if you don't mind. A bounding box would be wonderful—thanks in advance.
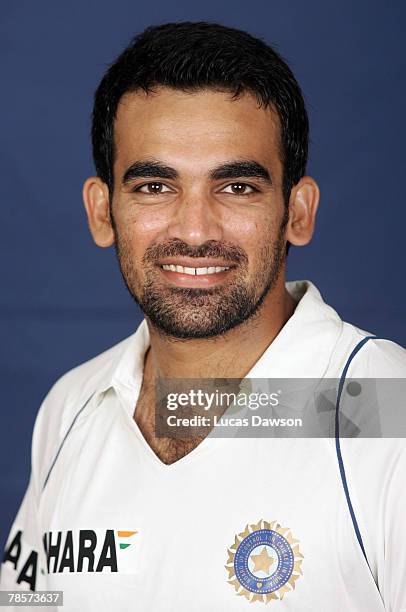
[91,279,343,406]
[246,279,343,378]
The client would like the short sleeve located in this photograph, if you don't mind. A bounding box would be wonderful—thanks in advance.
[0,476,48,593]
[381,447,406,611]
[0,388,56,609]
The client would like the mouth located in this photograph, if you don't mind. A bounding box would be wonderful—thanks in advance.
[156,259,236,287]
[161,264,230,275]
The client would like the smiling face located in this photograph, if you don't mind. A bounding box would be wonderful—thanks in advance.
[110,88,289,338]
[84,86,317,339]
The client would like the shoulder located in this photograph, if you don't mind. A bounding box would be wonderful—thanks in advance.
[45,332,135,407]
[331,324,406,575]
[328,319,406,377]
[30,329,140,486]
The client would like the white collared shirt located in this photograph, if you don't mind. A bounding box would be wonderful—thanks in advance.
[1,280,406,611]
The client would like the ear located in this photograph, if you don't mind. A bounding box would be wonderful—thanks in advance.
[285,176,320,247]
[82,176,115,247]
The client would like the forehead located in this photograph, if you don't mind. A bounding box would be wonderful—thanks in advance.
[113,87,282,174]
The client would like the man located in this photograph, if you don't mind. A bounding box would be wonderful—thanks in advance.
[1,21,405,611]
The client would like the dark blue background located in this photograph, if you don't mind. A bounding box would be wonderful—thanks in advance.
[1,1,405,549]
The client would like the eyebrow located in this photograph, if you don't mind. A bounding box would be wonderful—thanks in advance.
[209,160,272,184]
[121,159,273,186]
[122,160,178,185]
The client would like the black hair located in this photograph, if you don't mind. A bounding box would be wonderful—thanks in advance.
[91,21,309,206]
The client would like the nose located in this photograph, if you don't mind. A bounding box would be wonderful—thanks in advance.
[165,191,223,246]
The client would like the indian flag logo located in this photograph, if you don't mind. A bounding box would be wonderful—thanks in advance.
[117,530,137,550]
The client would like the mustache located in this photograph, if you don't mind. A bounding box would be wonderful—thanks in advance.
[142,239,248,265]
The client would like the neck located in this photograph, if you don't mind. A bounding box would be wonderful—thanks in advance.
[143,277,297,381]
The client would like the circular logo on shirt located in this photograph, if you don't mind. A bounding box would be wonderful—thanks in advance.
[225,520,303,604]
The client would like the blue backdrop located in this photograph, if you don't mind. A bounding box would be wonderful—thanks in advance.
[1,1,405,549]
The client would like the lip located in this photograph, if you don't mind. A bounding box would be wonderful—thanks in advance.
[157,258,236,268]
[157,260,235,287]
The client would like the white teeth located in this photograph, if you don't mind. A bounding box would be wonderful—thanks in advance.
[161,264,230,275]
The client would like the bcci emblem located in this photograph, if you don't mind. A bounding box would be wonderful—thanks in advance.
[225,520,303,604]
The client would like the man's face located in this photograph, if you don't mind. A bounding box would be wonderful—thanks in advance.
[110,87,288,339]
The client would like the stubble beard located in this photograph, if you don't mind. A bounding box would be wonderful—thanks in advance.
[113,217,288,340]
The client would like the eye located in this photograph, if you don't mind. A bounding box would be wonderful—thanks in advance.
[221,182,258,195]
[133,182,172,194]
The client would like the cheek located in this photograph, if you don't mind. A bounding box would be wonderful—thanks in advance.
[119,205,168,234]
[221,212,274,258]
[134,208,170,235]
[116,206,169,255]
